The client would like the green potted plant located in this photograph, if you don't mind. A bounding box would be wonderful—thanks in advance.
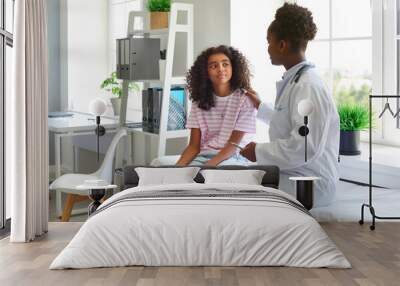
[147,0,170,29]
[338,104,370,155]
[100,72,139,116]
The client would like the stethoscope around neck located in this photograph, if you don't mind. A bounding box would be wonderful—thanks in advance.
[290,64,313,84]
[276,64,313,101]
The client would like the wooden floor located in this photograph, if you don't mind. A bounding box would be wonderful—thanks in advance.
[0,222,399,286]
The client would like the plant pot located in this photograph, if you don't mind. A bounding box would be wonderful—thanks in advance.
[110,97,121,116]
[150,12,169,29]
[339,130,361,155]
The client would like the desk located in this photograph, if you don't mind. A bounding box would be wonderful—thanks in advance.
[48,111,140,216]
[49,111,120,178]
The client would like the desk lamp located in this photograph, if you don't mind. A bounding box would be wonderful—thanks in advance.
[89,98,107,161]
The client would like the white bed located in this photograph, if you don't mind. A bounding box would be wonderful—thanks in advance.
[312,180,400,222]
[50,183,350,269]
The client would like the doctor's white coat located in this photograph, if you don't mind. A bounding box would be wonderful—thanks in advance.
[255,66,340,207]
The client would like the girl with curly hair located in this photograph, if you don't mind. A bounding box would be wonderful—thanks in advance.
[152,45,256,166]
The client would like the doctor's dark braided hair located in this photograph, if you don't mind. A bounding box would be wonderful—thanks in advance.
[268,2,317,53]
[186,45,252,111]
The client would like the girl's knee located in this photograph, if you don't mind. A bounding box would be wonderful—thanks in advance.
[150,155,180,166]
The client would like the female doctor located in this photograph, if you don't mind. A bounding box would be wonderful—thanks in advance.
[240,3,340,207]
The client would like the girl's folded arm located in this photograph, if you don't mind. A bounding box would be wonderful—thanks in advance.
[205,130,245,166]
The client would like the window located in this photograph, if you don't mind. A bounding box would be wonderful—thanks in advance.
[297,0,372,108]
[298,0,400,146]
[372,0,400,145]
[382,0,400,144]
[1,0,14,231]
[231,1,374,143]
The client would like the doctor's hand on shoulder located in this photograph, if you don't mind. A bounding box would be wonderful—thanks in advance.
[243,89,261,109]
[240,142,257,162]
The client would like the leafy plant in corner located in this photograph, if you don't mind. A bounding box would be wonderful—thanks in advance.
[147,0,170,12]
[337,104,371,131]
[100,72,139,98]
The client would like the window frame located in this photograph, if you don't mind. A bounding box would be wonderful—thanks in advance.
[368,0,400,146]
[379,0,400,145]
[0,0,13,231]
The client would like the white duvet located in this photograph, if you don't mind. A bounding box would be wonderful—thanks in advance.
[50,183,350,269]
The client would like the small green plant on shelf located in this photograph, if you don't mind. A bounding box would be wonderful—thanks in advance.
[147,0,171,12]
[100,72,139,98]
[337,104,371,131]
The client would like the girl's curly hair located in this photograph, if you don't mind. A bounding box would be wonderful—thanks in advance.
[186,45,252,111]
[268,2,317,53]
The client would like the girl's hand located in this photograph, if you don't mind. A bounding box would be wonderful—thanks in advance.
[243,89,261,109]
[204,159,218,167]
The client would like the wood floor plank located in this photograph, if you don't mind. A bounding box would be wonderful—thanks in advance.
[1,222,400,286]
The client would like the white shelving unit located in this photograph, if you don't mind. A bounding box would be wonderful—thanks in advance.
[119,2,193,158]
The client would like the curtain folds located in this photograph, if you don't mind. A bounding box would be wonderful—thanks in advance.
[9,0,49,242]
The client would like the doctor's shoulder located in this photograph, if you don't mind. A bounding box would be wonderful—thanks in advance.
[294,69,330,97]
[295,67,326,88]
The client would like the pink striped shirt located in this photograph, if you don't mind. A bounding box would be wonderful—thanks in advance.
[186,89,256,152]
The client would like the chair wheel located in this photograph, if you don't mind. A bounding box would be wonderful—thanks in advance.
[370,225,375,231]
[358,220,364,225]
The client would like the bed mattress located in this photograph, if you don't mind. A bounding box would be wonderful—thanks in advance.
[50,183,350,269]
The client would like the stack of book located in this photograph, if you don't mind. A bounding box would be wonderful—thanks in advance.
[142,87,186,133]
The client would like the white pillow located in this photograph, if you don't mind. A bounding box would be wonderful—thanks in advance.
[200,169,266,185]
[135,167,201,186]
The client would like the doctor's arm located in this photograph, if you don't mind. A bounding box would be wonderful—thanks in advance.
[253,84,330,170]
[245,90,274,124]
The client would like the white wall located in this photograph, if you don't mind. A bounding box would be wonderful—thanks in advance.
[231,0,284,142]
[60,0,69,111]
[64,0,109,113]
[55,0,110,173]
[108,0,142,121]
[47,0,61,112]
[186,0,231,56]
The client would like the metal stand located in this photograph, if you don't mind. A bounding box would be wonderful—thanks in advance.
[289,177,319,210]
[88,189,105,215]
[94,115,106,162]
[359,95,400,230]
[296,180,314,210]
